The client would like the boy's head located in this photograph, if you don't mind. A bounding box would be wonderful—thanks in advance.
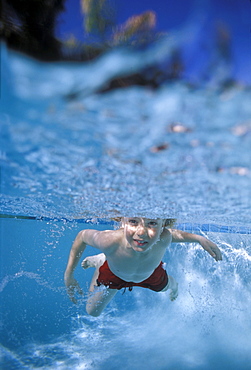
[120,217,176,252]
[112,217,176,229]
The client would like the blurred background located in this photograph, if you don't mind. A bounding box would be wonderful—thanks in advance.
[1,3,251,369]
[2,0,251,85]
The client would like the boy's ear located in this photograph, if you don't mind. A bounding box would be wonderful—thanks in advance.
[112,217,122,223]
[164,219,176,228]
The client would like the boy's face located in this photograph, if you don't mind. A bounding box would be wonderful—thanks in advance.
[123,217,164,252]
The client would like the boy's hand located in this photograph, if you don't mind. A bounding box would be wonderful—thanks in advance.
[64,274,83,304]
[199,238,222,261]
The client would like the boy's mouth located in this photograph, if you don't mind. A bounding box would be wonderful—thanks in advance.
[133,239,148,247]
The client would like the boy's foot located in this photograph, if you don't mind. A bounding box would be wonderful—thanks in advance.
[81,253,106,269]
[167,275,179,301]
[169,283,179,301]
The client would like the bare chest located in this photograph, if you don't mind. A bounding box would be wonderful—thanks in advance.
[106,244,167,283]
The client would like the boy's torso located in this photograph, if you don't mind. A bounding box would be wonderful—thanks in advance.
[105,228,172,283]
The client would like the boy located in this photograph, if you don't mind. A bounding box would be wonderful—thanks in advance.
[64,218,222,317]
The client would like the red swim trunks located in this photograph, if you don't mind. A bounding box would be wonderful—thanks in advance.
[97,261,168,292]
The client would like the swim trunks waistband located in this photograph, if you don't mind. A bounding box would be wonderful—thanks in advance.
[96,261,168,292]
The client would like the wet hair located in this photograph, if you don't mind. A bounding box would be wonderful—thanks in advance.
[112,217,176,228]
[164,218,176,228]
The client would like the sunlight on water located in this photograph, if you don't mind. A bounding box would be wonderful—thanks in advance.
[1,37,251,369]
[1,42,251,224]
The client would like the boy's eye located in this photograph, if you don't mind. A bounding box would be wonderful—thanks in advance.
[128,219,138,225]
[148,221,158,227]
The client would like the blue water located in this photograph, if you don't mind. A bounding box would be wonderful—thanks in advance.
[1,39,251,369]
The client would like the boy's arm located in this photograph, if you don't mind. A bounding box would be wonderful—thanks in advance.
[170,229,222,261]
[64,229,119,303]
[64,230,87,303]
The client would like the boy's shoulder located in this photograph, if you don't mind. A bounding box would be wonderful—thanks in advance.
[82,228,124,251]
[103,228,123,237]
[98,228,124,244]
[159,227,172,245]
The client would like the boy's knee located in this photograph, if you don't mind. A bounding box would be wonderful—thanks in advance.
[86,304,102,317]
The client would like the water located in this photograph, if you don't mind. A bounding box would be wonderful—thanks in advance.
[1,39,251,369]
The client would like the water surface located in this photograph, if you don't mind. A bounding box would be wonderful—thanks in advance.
[1,41,251,369]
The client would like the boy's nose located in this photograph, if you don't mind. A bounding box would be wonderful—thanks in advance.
[136,225,146,236]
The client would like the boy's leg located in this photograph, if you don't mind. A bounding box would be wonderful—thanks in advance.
[82,253,118,317]
[161,274,178,301]
[86,267,118,317]
[81,253,106,269]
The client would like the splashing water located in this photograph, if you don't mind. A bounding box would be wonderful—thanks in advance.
[1,218,251,370]
[1,36,251,369]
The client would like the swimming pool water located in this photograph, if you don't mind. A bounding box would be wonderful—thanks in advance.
[1,217,251,369]
[1,42,251,224]
[1,40,251,369]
